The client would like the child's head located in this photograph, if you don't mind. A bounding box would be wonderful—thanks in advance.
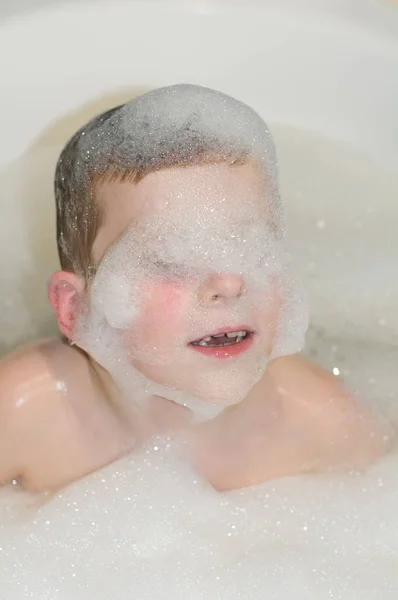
[49,84,308,420]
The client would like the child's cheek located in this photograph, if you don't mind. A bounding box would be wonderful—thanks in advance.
[252,277,281,353]
[137,279,189,340]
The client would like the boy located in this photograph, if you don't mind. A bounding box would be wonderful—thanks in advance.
[0,85,392,492]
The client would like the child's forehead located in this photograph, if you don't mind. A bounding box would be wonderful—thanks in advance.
[93,162,269,263]
[139,161,268,205]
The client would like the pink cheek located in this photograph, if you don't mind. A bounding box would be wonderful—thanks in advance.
[138,280,189,338]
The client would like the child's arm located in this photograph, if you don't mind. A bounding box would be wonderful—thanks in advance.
[0,344,57,486]
[0,340,136,492]
[0,353,29,485]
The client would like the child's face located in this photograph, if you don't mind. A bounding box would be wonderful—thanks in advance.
[87,162,282,407]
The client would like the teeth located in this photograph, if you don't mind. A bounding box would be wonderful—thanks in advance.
[226,330,246,338]
[193,331,249,347]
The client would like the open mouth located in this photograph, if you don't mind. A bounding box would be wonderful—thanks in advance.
[189,328,254,359]
[189,325,255,359]
[191,330,249,347]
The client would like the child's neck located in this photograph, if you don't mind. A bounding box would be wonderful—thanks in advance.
[88,354,194,439]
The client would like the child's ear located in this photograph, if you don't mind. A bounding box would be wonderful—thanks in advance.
[48,271,86,340]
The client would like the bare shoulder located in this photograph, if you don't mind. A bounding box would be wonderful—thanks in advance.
[267,353,343,397]
[0,338,88,410]
[266,353,356,422]
[266,353,394,470]
[0,339,91,483]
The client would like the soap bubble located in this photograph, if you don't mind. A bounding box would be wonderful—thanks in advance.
[70,85,308,420]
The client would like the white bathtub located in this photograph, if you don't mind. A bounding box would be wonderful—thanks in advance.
[1,0,398,160]
[0,2,398,598]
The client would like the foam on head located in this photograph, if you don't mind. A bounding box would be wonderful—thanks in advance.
[71,84,308,421]
[74,84,279,211]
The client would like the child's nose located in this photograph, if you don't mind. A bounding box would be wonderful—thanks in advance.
[199,273,245,303]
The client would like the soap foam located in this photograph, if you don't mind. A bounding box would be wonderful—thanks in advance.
[79,192,306,362]
[70,86,308,419]
[1,436,398,599]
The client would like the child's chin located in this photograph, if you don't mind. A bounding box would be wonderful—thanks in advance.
[200,365,266,407]
[192,382,253,408]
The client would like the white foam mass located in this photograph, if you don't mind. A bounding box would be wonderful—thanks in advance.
[77,203,307,419]
[72,85,308,419]
[1,437,398,599]
[90,267,139,330]
[74,84,280,203]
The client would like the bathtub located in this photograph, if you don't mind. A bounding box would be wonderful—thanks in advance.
[0,1,398,598]
[0,0,397,353]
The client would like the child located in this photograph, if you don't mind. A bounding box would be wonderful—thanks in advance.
[0,85,392,492]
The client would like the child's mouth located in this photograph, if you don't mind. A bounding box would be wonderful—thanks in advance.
[191,331,248,347]
[189,328,254,359]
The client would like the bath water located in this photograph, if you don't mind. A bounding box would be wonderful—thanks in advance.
[0,124,397,599]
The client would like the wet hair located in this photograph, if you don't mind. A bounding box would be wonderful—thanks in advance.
[54,85,263,280]
[55,106,120,280]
